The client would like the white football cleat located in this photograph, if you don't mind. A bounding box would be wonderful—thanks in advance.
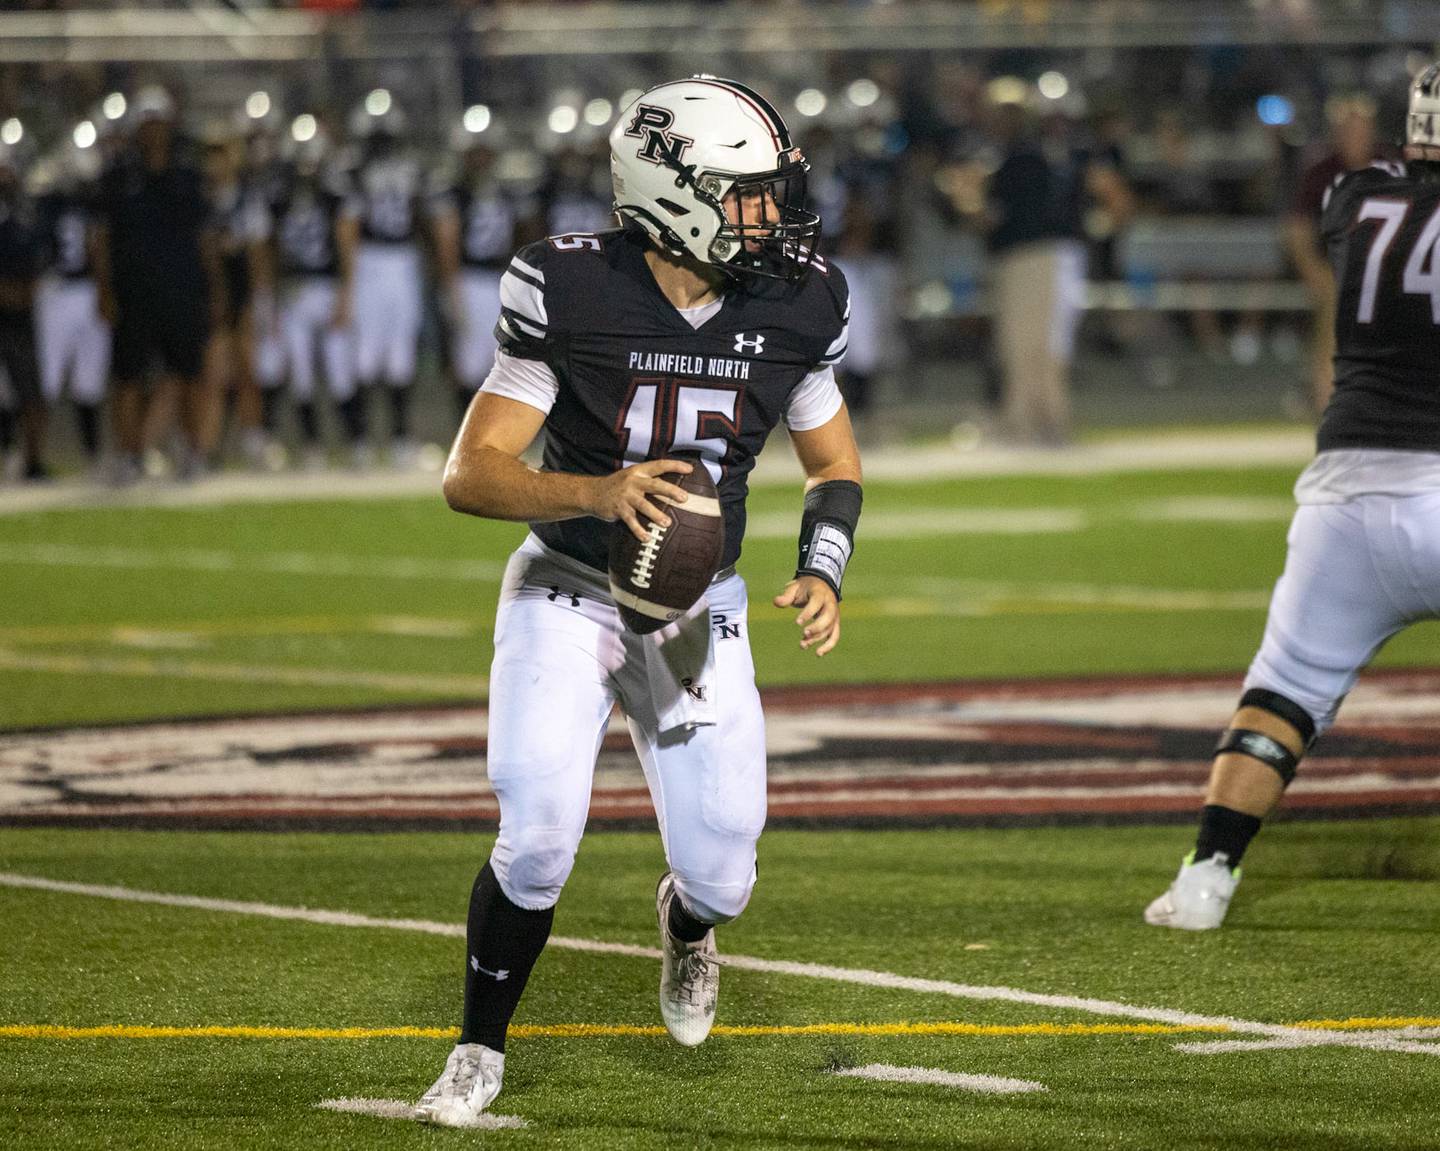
[1145,852,1241,931]
[414,1042,504,1128]
[656,872,719,1047]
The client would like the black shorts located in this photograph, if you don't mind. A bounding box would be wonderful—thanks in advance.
[112,295,209,382]
[0,310,40,407]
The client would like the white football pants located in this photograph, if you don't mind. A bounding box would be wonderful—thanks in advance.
[353,243,422,386]
[1244,493,1440,736]
[278,279,356,402]
[452,269,503,390]
[486,534,766,924]
[35,277,110,405]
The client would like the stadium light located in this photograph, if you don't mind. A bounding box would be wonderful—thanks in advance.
[1037,71,1069,100]
[73,121,97,150]
[1,119,22,146]
[246,91,271,120]
[291,114,317,143]
[617,88,644,116]
[583,98,614,127]
[463,104,491,134]
[1256,94,1294,126]
[102,93,126,121]
[548,105,579,135]
[795,88,827,118]
[846,79,880,108]
[986,76,1028,106]
[364,89,392,118]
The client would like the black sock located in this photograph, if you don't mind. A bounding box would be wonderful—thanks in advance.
[338,391,367,443]
[388,386,411,440]
[667,893,712,943]
[295,401,319,444]
[260,388,283,434]
[1194,804,1264,867]
[459,861,554,1053]
[75,404,101,459]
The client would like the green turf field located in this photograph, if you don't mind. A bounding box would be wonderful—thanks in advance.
[3,463,1436,728]
[3,824,1438,1149]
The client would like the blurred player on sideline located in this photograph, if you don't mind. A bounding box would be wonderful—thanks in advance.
[0,141,45,480]
[1146,66,1440,930]
[413,77,862,1127]
[430,115,540,422]
[343,91,425,468]
[250,122,358,470]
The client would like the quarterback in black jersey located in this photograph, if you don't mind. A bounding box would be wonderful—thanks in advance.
[414,78,862,1126]
[1146,66,1440,932]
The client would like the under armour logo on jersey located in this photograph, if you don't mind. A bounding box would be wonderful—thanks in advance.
[547,586,581,607]
[471,956,509,981]
[734,332,766,355]
[625,104,694,167]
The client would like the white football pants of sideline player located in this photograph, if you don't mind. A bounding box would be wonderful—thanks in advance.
[279,278,357,402]
[35,277,110,405]
[452,269,503,390]
[1244,490,1440,736]
[485,534,765,925]
[352,243,422,386]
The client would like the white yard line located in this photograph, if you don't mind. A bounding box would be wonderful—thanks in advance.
[1,872,1432,1058]
[0,649,487,696]
[832,1064,1047,1094]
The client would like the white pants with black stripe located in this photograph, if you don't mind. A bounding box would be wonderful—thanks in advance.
[485,534,765,924]
[1244,493,1440,736]
[35,277,110,405]
[353,243,422,386]
[452,269,503,390]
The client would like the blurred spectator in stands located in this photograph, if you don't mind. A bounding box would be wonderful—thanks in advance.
[0,141,46,480]
[1285,93,1386,413]
[32,128,110,474]
[94,86,226,484]
[938,84,1086,445]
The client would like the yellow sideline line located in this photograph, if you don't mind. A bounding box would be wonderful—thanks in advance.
[3,1018,1437,1042]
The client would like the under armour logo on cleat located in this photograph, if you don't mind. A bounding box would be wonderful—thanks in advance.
[471,956,510,981]
[547,586,581,607]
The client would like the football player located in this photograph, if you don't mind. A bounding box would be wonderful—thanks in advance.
[414,77,862,1126]
[342,92,425,468]
[1146,65,1440,930]
[429,117,541,421]
[250,124,358,470]
[32,128,110,470]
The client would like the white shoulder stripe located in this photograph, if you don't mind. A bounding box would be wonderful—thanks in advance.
[823,319,850,360]
[500,270,548,327]
[510,256,545,283]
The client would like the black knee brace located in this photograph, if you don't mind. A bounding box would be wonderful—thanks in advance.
[1216,688,1318,787]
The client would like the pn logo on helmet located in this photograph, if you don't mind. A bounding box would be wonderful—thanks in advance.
[625,104,694,167]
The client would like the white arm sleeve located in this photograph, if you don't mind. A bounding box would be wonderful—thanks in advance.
[479,349,560,415]
[783,364,845,431]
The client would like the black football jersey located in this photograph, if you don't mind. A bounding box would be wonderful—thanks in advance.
[496,227,849,571]
[437,184,525,271]
[1320,162,1440,452]
[350,155,422,244]
[269,174,347,278]
[35,189,94,279]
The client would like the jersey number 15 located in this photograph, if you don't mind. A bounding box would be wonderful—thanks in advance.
[618,377,741,485]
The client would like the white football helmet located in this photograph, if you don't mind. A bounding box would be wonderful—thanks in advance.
[1407,61,1440,161]
[609,76,820,281]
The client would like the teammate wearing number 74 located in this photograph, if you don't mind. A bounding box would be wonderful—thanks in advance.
[1146,64,1440,931]
[412,76,862,1126]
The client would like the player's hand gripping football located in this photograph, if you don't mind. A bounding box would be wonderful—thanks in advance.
[588,458,692,542]
[773,576,840,657]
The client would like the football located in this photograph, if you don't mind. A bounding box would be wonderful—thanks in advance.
[608,453,726,634]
